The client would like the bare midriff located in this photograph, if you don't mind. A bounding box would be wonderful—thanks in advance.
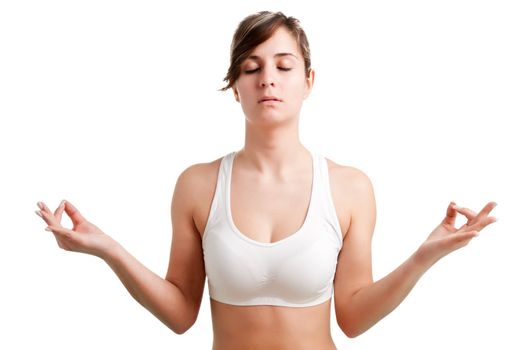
[209,298,338,350]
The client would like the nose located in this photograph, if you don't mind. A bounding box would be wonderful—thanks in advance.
[260,68,275,87]
[260,79,275,87]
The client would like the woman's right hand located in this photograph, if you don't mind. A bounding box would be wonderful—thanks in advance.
[35,200,115,259]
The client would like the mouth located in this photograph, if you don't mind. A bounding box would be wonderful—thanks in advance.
[258,97,283,103]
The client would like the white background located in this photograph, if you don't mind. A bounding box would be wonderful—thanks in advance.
[1,0,525,349]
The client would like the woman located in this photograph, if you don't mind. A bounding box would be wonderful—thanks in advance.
[35,11,497,350]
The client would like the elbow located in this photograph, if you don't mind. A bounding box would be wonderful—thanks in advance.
[338,320,363,338]
[340,321,368,339]
[336,311,368,339]
[167,298,201,335]
[165,309,199,335]
[173,313,200,335]
[172,326,189,335]
[169,318,196,335]
[343,327,365,339]
[170,322,188,335]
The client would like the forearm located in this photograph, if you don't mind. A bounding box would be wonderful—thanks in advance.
[342,250,433,337]
[102,240,191,334]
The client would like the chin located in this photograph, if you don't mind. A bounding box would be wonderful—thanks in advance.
[246,112,297,126]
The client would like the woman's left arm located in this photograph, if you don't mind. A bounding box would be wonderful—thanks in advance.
[333,170,497,338]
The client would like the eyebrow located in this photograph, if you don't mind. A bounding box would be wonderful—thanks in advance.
[246,52,299,61]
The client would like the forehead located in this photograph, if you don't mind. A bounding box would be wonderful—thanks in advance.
[248,26,301,58]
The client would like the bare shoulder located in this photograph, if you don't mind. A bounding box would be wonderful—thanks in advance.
[175,156,223,195]
[325,157,373,193]
[173,155,224,236]
[324,157,376,239]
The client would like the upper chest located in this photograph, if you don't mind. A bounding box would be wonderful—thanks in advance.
[193,157,354,243]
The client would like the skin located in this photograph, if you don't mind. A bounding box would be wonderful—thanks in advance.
[35,25,498,349]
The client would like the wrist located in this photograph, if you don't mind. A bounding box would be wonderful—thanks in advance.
[411,246,438,272]
[96,236,122,262]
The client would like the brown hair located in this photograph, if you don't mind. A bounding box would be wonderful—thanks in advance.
[219,11,311,92]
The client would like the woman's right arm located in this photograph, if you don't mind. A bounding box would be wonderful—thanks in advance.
[35,166,206,334]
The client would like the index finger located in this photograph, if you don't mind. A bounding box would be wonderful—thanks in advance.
[443,202,458,226]
[53,200,66,221]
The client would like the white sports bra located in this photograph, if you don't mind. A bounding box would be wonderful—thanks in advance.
[202,150,343,307]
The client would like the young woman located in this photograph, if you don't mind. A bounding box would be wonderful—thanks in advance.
[35,11,497,350]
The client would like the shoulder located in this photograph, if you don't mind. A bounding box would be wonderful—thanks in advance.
[324,157,376,236]
[171,154,226,232]
[325,157,374,198]
[173,154,225,202]
[175,155,223,191]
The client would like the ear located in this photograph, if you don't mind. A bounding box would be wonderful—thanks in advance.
[232,85,240,102]
[304,68,315,99]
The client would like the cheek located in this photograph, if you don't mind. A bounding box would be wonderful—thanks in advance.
[235,78,253,94]
[288,77,308,99]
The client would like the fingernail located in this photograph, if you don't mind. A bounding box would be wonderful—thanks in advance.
[37,202,43,209]
[45,227,51,231]
[60,200,65,207]
[35,210,43,218]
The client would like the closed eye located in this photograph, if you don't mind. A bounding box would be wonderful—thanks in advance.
[244,67,292,74]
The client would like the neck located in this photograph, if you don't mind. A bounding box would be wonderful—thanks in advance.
[236,117,310,176]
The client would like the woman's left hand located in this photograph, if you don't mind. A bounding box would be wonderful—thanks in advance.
[416,201,498,267]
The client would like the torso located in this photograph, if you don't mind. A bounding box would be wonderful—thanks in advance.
[192,153,356,350]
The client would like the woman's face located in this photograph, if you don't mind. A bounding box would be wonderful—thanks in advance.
[233,26,314,125]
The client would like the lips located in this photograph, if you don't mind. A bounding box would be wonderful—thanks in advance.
[258,96,282,103]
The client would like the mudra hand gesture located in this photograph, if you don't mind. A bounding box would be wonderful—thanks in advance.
[417,201,498,266]
[35,200,113,258]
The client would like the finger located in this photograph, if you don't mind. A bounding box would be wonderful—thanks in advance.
[446,230,479,247]
[54,200,66,221]
[36,207,60,226]
[473,215,498,231]
[455,230,479,240]
[475,201,498,221]
[46,225,76,239]
[464,202,498,231]
[63,200,87,226]
[35,208,46,221]
[443,202,458,226]
[38,201,54,215]
[453,205,477,221]
[36,202,46,220]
